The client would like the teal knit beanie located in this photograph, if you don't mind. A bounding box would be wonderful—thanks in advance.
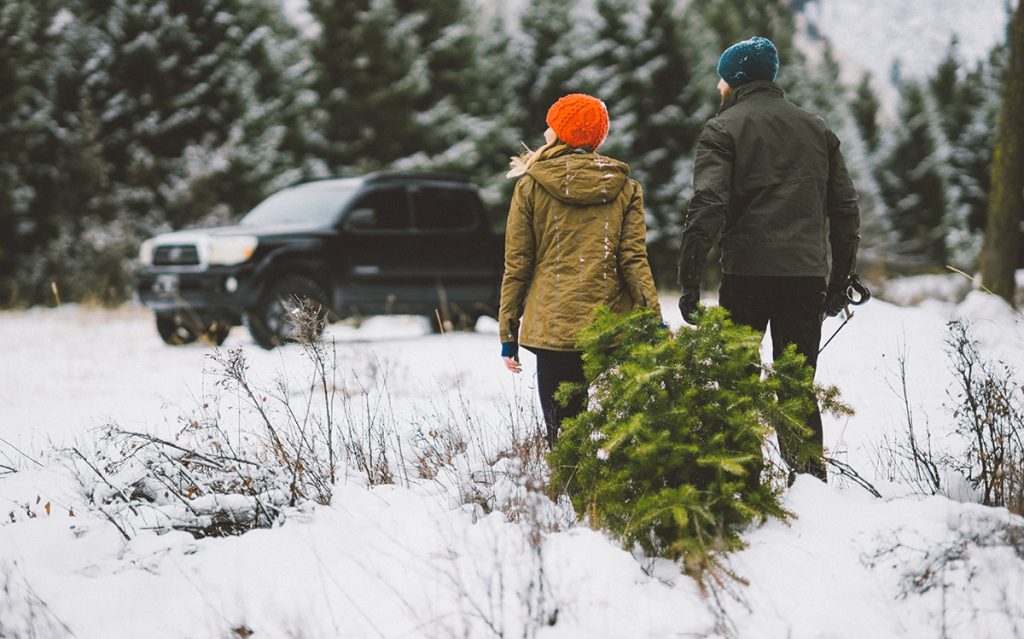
[717,36,779,87]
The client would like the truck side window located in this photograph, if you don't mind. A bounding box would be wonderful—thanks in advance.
[411,188,479,232]
[346,187,410,231]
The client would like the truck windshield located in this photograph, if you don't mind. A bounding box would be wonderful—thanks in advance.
[240,180,362,227]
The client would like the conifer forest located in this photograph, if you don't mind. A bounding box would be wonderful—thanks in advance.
[0,0,1017,306]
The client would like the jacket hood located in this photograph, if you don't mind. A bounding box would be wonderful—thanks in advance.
[527,145,631,206]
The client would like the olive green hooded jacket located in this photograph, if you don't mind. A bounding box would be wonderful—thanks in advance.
[498,144,661,351]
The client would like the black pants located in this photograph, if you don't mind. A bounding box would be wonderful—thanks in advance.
[719,274,827,480]
[527,347,586,447]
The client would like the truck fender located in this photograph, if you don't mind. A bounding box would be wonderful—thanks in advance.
[251,242,330,299]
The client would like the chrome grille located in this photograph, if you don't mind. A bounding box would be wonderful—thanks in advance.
[153,244,200,266]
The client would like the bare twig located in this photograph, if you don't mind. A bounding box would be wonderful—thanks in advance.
[0,435,43,467]
[115,429,257,468]
[71,447,139,516]
[824,457,882,498]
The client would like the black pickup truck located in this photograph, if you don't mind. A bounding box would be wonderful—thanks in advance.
[135,173,503,349]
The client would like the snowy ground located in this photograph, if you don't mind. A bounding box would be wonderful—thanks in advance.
[1,291,1023,638]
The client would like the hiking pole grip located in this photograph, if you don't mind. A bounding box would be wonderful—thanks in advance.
[846,274,871,306]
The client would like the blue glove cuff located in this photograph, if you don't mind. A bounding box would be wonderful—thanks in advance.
[501,342,519,359]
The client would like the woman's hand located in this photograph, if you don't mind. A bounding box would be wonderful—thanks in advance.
[501,342,521,373]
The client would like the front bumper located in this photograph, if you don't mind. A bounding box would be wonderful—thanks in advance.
[134,264,259,317]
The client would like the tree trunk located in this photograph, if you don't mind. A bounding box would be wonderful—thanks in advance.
[980,2,1024,305]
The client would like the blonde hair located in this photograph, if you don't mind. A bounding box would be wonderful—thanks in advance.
[505,136,560,179]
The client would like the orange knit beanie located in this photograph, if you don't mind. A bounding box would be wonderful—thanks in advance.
[545,94,609,151]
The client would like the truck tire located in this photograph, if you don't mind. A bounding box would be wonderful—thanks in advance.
[156,314,199,345]
[201,323,232,347]
[245,275,329,350]
[157,314,231,346]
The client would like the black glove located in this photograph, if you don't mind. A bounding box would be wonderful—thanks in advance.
[823,286,848,318]
[679,287,701,325]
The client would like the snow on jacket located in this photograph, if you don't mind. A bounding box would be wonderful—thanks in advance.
[677,80,861,288]
[498,144,661,351]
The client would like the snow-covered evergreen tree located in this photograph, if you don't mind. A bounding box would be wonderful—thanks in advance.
[572,0,645,161]
[0,0,59,304]
[309,0,425,170]
[391,2,507,177]
[57,0,310,221]
[851,72,881,153]
[696,0,799,62]
[459,7,523,212]
[626,1,718,284]
[875,82,950,268]
[932,40,1004,268]
[514,0,586,138]
[786,43,844,119]
[930,41,966,139]
[403,0,482,115]
[14,0,313,304]
[958,42,1006,236]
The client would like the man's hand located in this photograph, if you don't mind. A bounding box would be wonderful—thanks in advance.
[823,287,848,318]
[678,287,701,325]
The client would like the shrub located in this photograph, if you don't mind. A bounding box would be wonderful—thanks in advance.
[69,301,388,538]
[549,306,850,577]
[874,316,1024,514]
[946,318,1024,514]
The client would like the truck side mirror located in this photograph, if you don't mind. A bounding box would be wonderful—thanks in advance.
[345,208,377,230]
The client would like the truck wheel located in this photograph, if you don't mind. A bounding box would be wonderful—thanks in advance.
[245,275,329,349]
[201,323,232,346]
[156,314,199,345]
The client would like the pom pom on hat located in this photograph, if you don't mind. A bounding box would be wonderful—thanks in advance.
[717,36,779,88]
[545,94,609,151]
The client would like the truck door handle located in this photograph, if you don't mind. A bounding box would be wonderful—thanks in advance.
[353,265,380,275]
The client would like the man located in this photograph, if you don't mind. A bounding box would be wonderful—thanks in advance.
[676,36,861,482]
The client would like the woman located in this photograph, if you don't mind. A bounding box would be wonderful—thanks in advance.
[499,93,662,446]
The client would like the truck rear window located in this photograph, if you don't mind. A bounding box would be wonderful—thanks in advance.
[412,188,478,231]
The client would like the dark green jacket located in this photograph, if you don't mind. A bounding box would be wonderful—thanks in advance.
[498,144,661,351]
[677,81,860,289]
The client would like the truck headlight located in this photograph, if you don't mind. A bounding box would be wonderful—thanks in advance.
[209,236,258,265]
[139,239,154,266]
